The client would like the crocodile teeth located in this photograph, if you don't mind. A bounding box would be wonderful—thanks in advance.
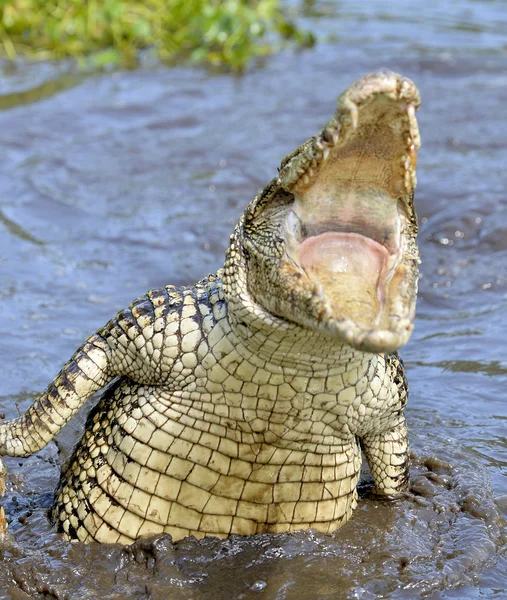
[350,105,359,129]
[322,128,334,144]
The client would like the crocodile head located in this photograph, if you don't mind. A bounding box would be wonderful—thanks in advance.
[224,70,421,353]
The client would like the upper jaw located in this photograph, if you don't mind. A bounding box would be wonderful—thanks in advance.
[278,69,420,203]
[279,70,421,353]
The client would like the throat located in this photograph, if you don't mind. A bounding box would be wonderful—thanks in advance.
[225,294,374,373]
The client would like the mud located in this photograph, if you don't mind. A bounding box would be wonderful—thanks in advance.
[0,430,504,599]
[0,0,506,598]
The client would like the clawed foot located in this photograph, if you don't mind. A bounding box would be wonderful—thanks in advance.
[0,458,7,539]
[368,486,410,502]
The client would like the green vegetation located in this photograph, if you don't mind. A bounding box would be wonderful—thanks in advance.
[0,0,315,71]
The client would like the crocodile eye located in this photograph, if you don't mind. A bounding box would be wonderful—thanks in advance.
[285,209,304,239]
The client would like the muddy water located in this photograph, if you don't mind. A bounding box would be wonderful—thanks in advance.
[0,1,506,598]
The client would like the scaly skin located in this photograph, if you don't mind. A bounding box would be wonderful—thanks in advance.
[0,70,421,543]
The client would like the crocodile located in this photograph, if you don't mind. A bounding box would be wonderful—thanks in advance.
[0,70,421,544]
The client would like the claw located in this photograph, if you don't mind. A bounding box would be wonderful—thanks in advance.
[0,458,7,539]
[0,506,6,539]
[0,457,6,496]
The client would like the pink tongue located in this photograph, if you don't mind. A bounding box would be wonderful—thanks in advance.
[298,232,390,324]
[299,232,388,278]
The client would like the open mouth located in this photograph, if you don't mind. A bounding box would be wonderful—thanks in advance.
[285,188,403,329]
[280,70,421,351]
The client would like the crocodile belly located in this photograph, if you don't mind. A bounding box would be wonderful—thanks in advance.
[52,379,362,543]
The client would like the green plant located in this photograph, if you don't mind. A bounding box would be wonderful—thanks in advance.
[0,0,315,71]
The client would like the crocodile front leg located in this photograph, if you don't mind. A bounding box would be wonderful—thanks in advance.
[361,419,410,497]
[0,334,111,457]
[0,285,187,457]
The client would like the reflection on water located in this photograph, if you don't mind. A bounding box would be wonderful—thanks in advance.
[0,1,506,598]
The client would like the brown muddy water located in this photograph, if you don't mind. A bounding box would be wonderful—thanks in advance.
[0,1,506,598]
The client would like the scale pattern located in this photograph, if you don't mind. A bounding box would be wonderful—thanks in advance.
[0,70,419,543]
[51,277,409,542]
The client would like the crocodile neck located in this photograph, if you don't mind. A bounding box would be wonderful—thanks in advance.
[219,258,376,378]
[158,277,382,454]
